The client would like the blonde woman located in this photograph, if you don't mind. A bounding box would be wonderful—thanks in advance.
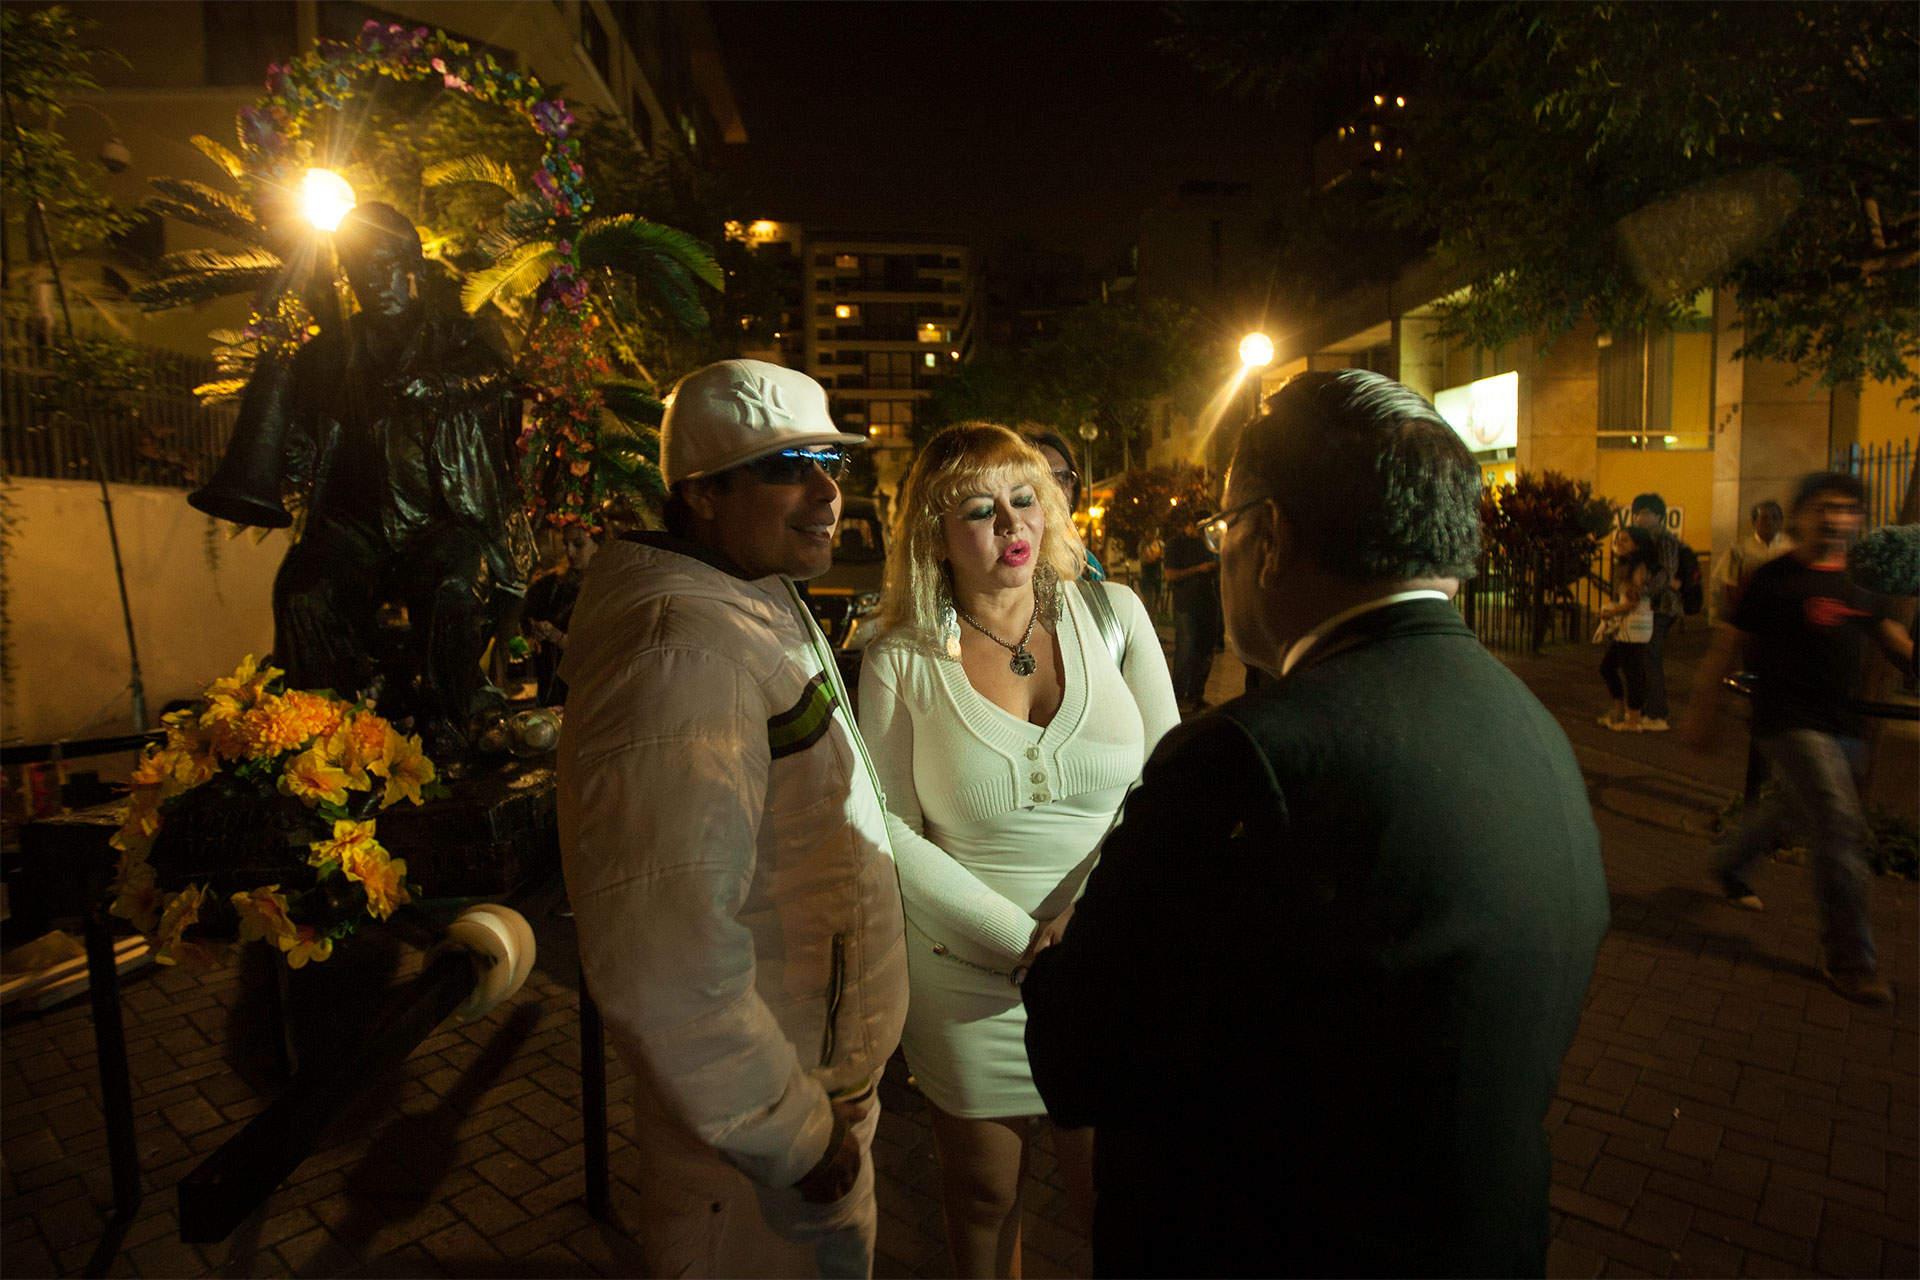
[857,423,1178,1277]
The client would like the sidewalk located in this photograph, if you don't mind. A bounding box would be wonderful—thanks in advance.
[2,624,1914,1277]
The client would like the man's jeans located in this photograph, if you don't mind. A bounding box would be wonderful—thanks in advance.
[1643,611,1678,719]
[1171,606,1218,702]
[1712,730,1875,972]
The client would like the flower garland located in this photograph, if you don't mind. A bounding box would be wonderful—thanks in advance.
[109,656,445,971]
[231,20,607,524]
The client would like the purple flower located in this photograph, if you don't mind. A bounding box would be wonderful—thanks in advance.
[531,99,575,139]
[532,169,559,200]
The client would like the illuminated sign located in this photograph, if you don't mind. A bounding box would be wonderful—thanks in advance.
[1434,371,1518,453]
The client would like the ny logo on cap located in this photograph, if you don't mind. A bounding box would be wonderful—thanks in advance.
[736,373,794,430]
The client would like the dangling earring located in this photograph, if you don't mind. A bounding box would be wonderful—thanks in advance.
[936,569,963,659]
[1034,562,1061,626]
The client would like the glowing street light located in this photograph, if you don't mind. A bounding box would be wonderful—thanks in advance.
[301,169,357,232]
[1239,332,1275,368]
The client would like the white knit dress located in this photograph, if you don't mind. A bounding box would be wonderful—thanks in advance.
[857,581,1180,1117]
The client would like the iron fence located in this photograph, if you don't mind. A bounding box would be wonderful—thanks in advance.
[1830,438,1916,528]
[0,313,236,489]
[1459,543,1610,654]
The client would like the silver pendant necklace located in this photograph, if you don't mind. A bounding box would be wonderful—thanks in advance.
[956,592,1041,676]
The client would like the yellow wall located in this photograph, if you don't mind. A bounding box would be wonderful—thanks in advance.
[1594,450,1715,542]
[2,479,284,745]
[1857,373,1919,449]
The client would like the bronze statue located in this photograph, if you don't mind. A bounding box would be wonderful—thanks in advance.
[192,202,534,757]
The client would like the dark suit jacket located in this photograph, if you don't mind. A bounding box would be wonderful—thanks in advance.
[1024,598,1609,1278]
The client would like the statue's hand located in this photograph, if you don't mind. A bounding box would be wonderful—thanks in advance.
[390,375,443,402]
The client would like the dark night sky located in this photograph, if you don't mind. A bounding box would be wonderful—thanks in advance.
[707,2,1308,266]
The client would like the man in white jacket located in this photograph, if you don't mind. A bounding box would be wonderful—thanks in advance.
[557,359,908,1277]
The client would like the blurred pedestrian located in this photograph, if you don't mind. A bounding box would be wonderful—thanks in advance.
[859,423,1177,1277]
[1024,369,1610,1278]
[1596,526,1658,731]
[1710,498,1790,620]
[557,359,907,1277]
[1629,492,1683,730]
[1020,427,1104,581]
[1682,472,1913,1005]
[1162,512,1221,711]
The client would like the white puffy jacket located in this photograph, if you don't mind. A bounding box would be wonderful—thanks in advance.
[557,535,908,1188]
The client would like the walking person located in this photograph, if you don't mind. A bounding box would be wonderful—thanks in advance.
[1630,492,1683,730]
[1023,370,1610,1277]
[557,359,908,1277]
[1597,526,1658,731]
[1682,471,1913,1005]
[857,423,1178,1277]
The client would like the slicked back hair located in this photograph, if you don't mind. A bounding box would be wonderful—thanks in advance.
[1233,369,1481,582]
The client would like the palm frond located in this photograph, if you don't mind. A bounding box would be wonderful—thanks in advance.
[575,216,722,331]
[460,240,559,314]
[193,377,249,405]
[189,135,247,180]
[153,246,282,277]
[131,264,282,311]
[595,380,666,430]
[423,154,521,197]
[577,215,724,291]
[142,178,265,246]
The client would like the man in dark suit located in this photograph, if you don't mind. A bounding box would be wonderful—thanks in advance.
[1023,370,1610,1278]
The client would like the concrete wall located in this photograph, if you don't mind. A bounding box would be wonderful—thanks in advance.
[2,479,284,746]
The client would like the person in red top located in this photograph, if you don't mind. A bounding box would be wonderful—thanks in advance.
[1682,472,1914,1005]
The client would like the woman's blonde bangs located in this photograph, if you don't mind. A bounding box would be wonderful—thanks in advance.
[880,422,1086,637]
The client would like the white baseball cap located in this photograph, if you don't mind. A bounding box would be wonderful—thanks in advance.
[660,359,865,486]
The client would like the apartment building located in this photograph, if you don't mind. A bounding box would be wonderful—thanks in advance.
[800,231,977,458]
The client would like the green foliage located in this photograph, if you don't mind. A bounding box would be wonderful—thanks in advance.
[0,5,131,252]
[924,298,1210,472]
[1167,1,1919,399]
[1107,463,1214,557]
[29,332,200,484]
[1479,469,1616,652]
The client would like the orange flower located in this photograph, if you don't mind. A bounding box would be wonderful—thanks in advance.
[370,728,436,809]
[281,689,347,744]
[282,925,334,968]
[354,852,411,921]
[231,884,297,947]
[152,884,206,966]
[326,711,391,789]
[110,787,164,857]
[278,746,351,807]
[234,694,316,758]
[109,861,161,934]
[308,818,381,872]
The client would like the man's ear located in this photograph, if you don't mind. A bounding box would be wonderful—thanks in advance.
[1257,499,1297,590]
[681,477,722,522]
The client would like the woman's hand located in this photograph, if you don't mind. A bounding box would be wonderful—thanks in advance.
[1023,903,1075,964]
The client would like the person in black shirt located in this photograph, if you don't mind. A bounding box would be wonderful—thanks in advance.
[1682,472,1913,1005]
[1163,516,1221,711]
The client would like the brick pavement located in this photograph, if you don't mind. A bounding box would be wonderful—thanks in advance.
[3,625,1914,1278]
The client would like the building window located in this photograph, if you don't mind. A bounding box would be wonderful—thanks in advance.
[1597,293,1714,451]
[834,254,860,269]
[868,400,913,442]
[204,1,296,86]
[581,5,611,84]
[868,352,914,388]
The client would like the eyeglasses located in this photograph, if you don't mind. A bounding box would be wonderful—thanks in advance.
[1050,468,1077,490]
[1201,497,1269,553]
[739,447,848,485]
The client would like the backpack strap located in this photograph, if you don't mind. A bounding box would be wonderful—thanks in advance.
[1075,575,1127,673]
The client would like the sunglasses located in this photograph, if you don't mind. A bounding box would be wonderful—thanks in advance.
[739,447,849,485]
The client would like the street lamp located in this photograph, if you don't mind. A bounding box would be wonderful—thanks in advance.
[301,169,357,232]
[1239,331,1275,369]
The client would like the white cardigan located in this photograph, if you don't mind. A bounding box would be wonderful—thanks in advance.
[857,581,1180,967]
